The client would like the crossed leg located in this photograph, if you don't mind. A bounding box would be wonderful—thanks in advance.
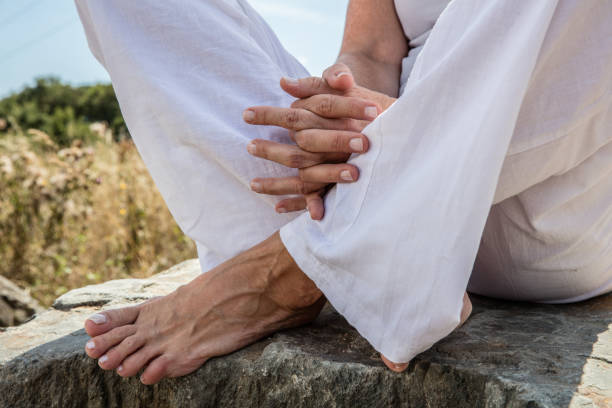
[73,0,477,382]
[83,230,472,383]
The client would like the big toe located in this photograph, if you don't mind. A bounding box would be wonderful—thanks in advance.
[381,355,409,373]
[85,305,140,337]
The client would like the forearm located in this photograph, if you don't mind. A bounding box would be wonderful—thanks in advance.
[337,51,403,97]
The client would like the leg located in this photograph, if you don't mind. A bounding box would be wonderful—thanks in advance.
[75,0,322,383]
[280,0,612,365]
[85,232,325,384]
[76,0,474,378]
[76,0,308,271]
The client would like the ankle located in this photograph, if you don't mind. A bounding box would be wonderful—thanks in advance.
[258,232,323,311]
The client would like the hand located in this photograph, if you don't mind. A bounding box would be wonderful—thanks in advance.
[244,63,396,220]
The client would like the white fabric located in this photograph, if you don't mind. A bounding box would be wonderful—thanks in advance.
[395,0,450,94]
[76,0,612,364]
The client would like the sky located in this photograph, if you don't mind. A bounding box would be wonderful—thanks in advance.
[0,0,349,97]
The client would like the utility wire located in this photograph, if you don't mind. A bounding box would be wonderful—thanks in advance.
[0,0,45,31]
[2,17,77,63]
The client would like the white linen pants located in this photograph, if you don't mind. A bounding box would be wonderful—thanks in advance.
[76,0,612,363]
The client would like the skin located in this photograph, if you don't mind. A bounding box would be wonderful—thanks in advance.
[245,0,408,220]
[85,232,326,384]
[83,0,473,383]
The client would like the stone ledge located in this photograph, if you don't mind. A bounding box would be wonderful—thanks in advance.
[0,260,610,407]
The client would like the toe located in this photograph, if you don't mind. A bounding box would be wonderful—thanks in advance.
[140,355,170,385]
[85,324,136,359]
[459,292,473,327]
[85,305,140,337]
[381,355,409,373]
[97,334,145,370]
[117,346,159,378]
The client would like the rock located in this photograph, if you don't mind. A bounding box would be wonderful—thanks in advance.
[0,259,610,408]
[0,274,43,327]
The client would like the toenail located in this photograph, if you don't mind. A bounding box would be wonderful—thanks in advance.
[88,313,107,324]
[86,340,95,350]
[99,355,108,365]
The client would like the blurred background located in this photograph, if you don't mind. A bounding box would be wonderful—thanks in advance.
[0,0,348,306]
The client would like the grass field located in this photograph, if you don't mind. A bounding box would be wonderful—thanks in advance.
[0,129,197,306]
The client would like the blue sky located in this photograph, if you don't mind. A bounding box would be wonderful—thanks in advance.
[0,0,348,97]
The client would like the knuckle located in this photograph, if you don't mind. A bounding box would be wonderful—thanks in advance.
[123,336,135,349]
[331,134,343,151]
[308,77,322,91]
[294,179,307,195]
[298,168,308,181]
[284,110,302,127]
[287,152,305,168]
[317,95,334,115]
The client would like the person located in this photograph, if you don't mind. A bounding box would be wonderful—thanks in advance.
[75,0,612,385]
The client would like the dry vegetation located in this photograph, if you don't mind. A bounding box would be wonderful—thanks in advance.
[0,126,196,306]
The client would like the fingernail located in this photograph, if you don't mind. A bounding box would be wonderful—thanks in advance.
[349,138,364,152]
[99,355,108,365]
[277,207,288,213]
[247,142,256,155]
[86,340,95,350]
[250,181,262,192]
[243,110,255,122]
[88,313,107,325]
[364,106,378,120]
[335,71,350,78]
[283,76,299,86]
[117,365,123,373]
[340,170,354,181]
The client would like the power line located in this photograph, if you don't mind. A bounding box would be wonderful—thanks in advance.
[0,0,45,30]
[2,17,77,63]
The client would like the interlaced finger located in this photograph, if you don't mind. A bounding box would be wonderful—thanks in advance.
[294,129,369,154]
[247,139,346,168]
[279,76,343,99]
[299,163,360,183]
[250,177,327,196]
[290,94,379,120]
[244,106,345,131]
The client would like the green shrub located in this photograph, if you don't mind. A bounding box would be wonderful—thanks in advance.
[0,77,128,146]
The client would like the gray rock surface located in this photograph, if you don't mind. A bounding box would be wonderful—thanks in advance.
[0,259,610,408]
[0,274,42,327]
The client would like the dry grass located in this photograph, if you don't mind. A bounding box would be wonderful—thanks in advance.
[0,130,196,306]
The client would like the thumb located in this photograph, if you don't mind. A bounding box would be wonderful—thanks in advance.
[323,62,355,91]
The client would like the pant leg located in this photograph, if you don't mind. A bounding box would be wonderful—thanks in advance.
[75,0,308,270]
[281,0,612,363]
[470,1,612,304]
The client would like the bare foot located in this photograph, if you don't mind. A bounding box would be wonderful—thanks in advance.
[83,232,325,385]
[381,292,473,372]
